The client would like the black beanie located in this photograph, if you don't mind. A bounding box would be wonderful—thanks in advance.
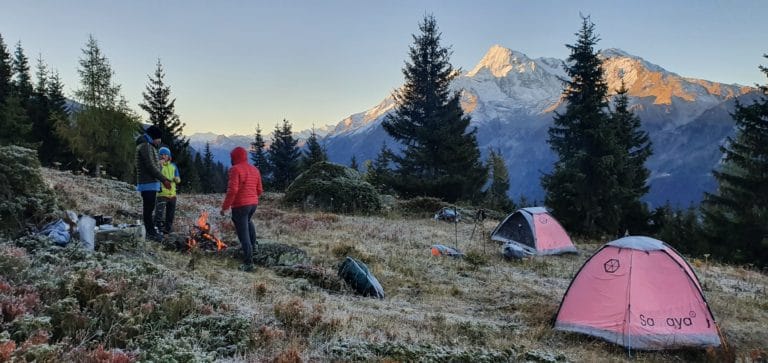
[145,125,162,140]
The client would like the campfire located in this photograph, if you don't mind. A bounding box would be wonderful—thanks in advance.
[185,211,227,252]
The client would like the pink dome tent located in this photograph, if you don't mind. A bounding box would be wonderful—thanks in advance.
[554,236,721,350]
[490,207,577,256]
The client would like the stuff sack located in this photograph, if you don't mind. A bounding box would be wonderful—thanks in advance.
[338,257,385,299]
[431,244,464,257]
[502,241,533,260]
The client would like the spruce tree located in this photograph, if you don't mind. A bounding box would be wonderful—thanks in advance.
[268,119,301,191]
[382,14,486,202]
[349,155,359,171]
[139,59,193,192]
[364,142,394,194]
[30,57,52,161]
[485,148,514,213]
[0,38,31,146]
[46,71,76,168]
[11,42,33,103]
[250,124,271,187]
[201,143,216,193]
[611,80,652,234]
[60,35,138,180]
[193,152,205,192]
[0,34,11,104]
[701,54,768,267]
[73,35,126,110]
[301,127,327,170]
[542,15,624,237]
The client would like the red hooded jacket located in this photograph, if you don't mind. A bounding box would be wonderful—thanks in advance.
[221,147,263,211]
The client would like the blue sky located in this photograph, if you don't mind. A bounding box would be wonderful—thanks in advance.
[1,0,766,135]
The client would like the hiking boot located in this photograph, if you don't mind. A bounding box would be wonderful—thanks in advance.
[238,264,255,272]
[147,233,163,242]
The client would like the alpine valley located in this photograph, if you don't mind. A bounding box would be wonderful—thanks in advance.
[191,45,759,207]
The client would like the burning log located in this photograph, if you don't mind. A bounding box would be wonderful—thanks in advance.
[184,211,228,252]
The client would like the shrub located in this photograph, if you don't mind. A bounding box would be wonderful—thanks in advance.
[0,146,59,236]
[284,162,381,214]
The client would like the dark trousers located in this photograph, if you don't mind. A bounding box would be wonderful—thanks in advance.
[154,196,177,233]
[232,205,257,265]
[141,191,158,236]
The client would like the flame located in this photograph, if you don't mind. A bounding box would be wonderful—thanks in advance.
[185,211,228,252]
[215,237,227,251]
[197,211,210,232]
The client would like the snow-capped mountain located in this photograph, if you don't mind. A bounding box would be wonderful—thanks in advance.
[321,45,757,207]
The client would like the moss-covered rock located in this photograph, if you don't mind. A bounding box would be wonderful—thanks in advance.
[0,146,59,236]
[284,162,381,214]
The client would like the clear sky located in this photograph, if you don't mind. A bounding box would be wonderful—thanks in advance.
[1,0,766,136]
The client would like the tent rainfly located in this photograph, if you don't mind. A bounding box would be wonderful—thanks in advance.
[554,236,721,350]
[490,207,577,256]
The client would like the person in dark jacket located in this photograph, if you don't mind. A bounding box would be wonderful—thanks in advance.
[136,125,172,242]
[220,146,263,271]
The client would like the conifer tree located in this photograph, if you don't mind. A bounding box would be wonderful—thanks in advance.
[0,34,11,105]
[610,80,652,233]
[193,152,205,192]
[11,42,33,103]
[485,148,514,213]
[0,37,31,146]
[250,124,271,187]
[542,15,624,237]
[268,119,300,191]
[60,35,138,180]
[701,54,768,267]
[139,59,193,192]
[201,143,216,193]
[30,57,52,161]
[382,14,486,202]
[349,155,359,171]
[213,161,228,193]
[301,127,327,170]
[73,35,126,110]
[364,142,394,194]
[46,71,76,167]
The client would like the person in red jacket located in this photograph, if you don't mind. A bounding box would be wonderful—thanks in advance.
[220,146,264,272]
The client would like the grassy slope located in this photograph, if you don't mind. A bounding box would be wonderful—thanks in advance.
[38,169,768,362]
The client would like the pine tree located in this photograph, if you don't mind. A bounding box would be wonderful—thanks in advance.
[193,152,205,192]
[11,42,33,103]
[364,142,393,194]
[201,143,216,193]
[213,161,228,193]
[0,34,11,105]
[301,127,327,170]
[701,54,768,267]
[382,14,486,202]
[60,35,138,180]
[73,35,127,111]
[541,15,624,237]
[485,148,514,213]
[30,57,52,161]
[0,37,32,146]
[610,80,652,234]
[268,119,301,191]
[250,124,271,188]
[349,155,359,171]
[46,71,76,168]
[139,59,193,192]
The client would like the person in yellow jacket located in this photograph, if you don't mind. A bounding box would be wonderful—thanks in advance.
[154,147,181,234]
